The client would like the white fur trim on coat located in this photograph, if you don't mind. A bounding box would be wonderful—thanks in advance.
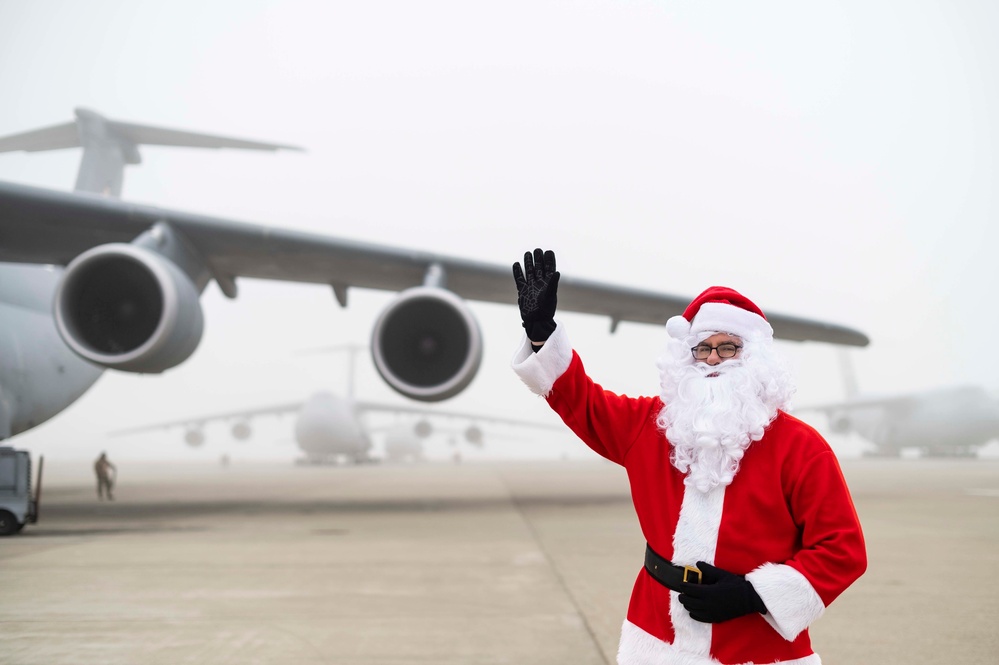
[669,485,726,657]
[617,620,822,665]
[510,322,573,397]
[745,563,825,642]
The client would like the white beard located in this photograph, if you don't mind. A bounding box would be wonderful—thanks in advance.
[656,338,795,493]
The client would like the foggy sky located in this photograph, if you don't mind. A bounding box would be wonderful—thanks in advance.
[1,0,996,462]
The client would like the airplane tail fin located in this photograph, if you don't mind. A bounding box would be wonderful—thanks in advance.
[0,108,302,198]
[295,343,367,401]
[836,348,860,399]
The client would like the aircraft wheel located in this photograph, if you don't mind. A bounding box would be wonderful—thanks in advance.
[0,510,19,536]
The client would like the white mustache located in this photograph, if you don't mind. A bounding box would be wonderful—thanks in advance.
[691,359,744,378]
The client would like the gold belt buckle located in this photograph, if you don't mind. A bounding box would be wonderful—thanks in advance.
[682,565,702,584]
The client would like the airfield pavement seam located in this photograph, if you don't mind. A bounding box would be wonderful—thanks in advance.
[503,488,614,665]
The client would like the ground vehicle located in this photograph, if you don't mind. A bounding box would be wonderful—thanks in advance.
[0,446,42,535]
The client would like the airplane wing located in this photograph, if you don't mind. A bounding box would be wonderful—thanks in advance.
[0,180,868,346]
[108,400,306,435]
[0,111,873,444]
[353,399,564,431]
[796,394,920,415]
[108,395,562,446]
[798,384,998,417]
[110,398,562,436]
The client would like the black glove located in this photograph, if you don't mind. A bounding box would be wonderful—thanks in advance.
[512,248,560,347]
[677,561,767,623]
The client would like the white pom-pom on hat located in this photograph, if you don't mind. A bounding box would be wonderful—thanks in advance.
[665,315,691,340]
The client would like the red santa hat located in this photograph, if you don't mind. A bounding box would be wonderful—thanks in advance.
[666,286,774,343]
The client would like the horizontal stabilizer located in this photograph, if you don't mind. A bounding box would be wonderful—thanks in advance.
[0,108,302,197]
[0,108,303,155]
[0,122,80,153]
[110,119,303,152]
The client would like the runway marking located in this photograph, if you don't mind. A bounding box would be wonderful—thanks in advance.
[966,489,999,497]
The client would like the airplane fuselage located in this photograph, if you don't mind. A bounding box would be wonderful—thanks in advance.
[294,392,373,463]
[383,423,423,462]
[829,386,999,456]
[0,262,103,438]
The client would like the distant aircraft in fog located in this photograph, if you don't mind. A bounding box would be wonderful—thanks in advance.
[799,352,999,457]
[110,390,558,464]
[0,108,868,444]
[109,344,559,464]
[801,385,999,458]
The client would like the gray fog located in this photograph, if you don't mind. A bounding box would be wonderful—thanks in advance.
[1,0,996,462]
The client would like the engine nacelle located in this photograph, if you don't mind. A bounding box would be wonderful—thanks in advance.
[371,286,483,402]
[184,428,205,447]
[231,421,252,441]
[464,425,484,447]
[53,243,204,373]
[830,414,852,434]
[413,420,433,438]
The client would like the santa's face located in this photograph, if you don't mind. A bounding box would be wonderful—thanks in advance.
[691,332,743,374]
[657,332,794,493]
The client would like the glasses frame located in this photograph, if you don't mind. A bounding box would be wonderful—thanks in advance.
[690,343,743,360]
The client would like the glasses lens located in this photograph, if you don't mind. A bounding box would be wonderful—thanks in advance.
[692,345,711,359]
[717,344,738,358]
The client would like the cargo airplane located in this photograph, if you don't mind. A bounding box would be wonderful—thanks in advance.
[0,109,870,443]
[798,352,999,457]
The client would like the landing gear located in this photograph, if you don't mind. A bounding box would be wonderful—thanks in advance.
[0,510,18,536]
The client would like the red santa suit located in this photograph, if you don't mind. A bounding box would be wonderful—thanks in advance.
[512,324,867,665]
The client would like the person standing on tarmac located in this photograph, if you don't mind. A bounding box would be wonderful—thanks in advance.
[94,451,116,501]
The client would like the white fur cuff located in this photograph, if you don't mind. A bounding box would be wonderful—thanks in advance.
[510,322,572,397]
[746,563,825,642]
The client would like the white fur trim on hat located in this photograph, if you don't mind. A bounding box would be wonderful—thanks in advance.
[672,302,773,342]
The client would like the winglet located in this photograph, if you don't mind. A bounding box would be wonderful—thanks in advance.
[0,108,303,198]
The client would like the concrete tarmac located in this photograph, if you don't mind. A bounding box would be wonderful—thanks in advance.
[1,457,997,664]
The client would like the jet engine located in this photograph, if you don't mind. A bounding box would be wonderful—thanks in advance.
[231,421,252,441]
[413,420,433,438]
[184,428,205,447]
[371,287,483,402]
[464,425,484,447]
[53,243,204,373]
[830,414,852,433]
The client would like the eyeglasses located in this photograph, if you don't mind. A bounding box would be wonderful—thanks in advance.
[690,343,742,360]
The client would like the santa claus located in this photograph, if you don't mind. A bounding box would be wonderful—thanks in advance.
[512,249,866,665]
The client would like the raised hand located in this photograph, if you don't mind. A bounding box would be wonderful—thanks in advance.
[512,248,560,344]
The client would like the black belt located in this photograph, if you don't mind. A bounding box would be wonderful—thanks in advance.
[644,544,702,590]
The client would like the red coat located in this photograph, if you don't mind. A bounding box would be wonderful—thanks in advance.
[513,327,867,665]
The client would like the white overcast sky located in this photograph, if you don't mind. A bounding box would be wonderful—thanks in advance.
[1,0,997,462]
